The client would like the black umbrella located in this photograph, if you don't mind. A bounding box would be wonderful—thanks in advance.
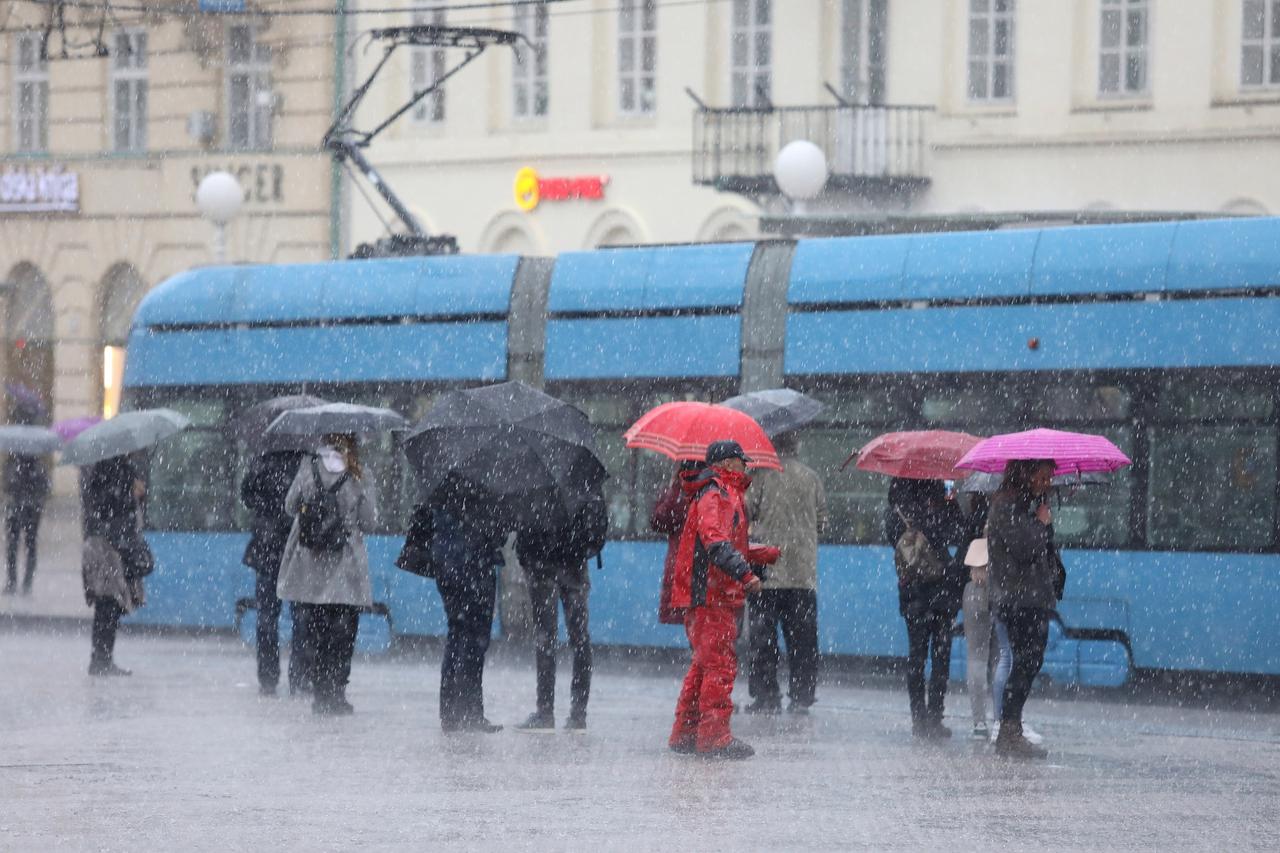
[235,394,328,451]
[719,388,824,437]
[403,382,606,530]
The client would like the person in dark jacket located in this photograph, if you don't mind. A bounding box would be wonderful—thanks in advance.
[240,449,311,696]
[429,477,507,733]
[81,453,148,676]
[668,441,778,760]
[885,477,965,738]
[3,452,49,595]
[513,521,593,733]
[987,459,1057,760]
[651,461,703,626]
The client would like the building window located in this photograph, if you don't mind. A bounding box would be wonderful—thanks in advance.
[512,1,549,118]
[841,0,887,104]
[13,32,49,153]
[1099,0,1148,96]
[730,0,771,107]
[967,0,1015,101]
[226,23,273,150]
[618,0,657,115]
[110,29,148,152]
[1242,0,1280,87]
[410,8,446,123]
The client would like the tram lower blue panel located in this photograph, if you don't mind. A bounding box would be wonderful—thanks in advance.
[128,532,252,629]
[128,534,1280,679]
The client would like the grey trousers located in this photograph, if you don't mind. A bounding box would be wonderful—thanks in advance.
[962,580,993,726]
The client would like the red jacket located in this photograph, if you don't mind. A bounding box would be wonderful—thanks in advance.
[652,469,701,624]
[669,467,758,611]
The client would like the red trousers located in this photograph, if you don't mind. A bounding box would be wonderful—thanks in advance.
[669,606,739,752]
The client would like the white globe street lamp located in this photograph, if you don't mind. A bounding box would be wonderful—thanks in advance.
[773,140,828,216]
[196,170,244,264]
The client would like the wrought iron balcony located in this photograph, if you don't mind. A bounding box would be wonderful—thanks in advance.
[693,103,932,196]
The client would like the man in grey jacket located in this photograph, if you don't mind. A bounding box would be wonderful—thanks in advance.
[744,433,827,714]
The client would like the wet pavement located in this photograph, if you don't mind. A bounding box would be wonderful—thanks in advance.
[2,625,1277,851]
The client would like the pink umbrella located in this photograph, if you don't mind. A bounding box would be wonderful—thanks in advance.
[955,428,1131,476]
[844,430,984,479]
[53,416,103,443]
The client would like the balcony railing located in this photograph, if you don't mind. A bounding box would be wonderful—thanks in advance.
[693,103,932,196]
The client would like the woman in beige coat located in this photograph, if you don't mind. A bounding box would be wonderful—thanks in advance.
[277,433,376,715]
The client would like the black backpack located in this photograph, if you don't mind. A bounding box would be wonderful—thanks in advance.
[518,496,609,569]
[297,458,351,553]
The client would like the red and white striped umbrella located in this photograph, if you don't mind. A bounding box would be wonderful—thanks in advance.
[955,428,1132,476]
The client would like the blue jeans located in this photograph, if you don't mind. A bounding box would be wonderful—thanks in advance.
[991,618,1012,720]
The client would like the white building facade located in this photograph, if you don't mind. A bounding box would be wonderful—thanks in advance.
[347,0,1280,254]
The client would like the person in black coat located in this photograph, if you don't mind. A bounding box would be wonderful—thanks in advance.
[82,454,147,676]
[885,477,966,738]
[513,522,593,733]
[3,453,49,595]
[240,449,312,696]
[428,478,507,734]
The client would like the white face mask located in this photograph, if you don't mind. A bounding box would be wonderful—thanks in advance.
[318,446,347,474]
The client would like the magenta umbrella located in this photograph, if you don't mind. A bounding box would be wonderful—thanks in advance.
[53,416,103,442]
[955,428,1132,476]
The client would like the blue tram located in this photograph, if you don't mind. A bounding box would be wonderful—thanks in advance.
[122,217,1280,685]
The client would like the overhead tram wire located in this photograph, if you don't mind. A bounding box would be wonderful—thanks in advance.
[3,0,732,36]
[16,0,585,18]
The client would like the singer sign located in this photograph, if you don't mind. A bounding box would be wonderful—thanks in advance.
[0,165,80,213]
[513,167,608,212]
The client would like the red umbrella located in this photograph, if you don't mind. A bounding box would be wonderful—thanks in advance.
[844,430,984,479]
[624,402,782,470]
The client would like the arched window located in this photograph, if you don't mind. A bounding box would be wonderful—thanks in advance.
[100,263,149,418]
[3,263,54,424]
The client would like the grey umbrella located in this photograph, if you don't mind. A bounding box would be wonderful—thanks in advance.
[0,425,62,455]
[719,388,824,437]
[958,470,1110,494]
[265,402,407,437]
[60,408,191,466]
[235,394,328,451]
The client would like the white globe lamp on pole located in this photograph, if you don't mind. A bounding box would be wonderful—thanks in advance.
[196,171,244,264]
[773,140,828,218]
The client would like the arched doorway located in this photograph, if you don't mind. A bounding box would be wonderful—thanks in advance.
[100,263,149,418]
[4,263,54,425]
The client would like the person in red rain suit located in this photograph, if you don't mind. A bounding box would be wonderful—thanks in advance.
[651,460,704,626]
[668,441,780,759]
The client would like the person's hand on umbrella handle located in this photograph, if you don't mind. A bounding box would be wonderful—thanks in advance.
[1036,502,1052,526]
[742,574,764,595]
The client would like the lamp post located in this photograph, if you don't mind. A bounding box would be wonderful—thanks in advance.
[773,140,829,220]
[196,171,244,264]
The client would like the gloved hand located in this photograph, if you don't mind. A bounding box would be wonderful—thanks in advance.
[747,544,781,565]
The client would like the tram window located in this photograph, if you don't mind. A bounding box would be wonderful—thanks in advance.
[1051,427,1135,549]
[804,382,912,426]
[795,427,884,544]
[1037,380,1131,422]
[921,377,1030,426]
[1147,426,1276,550]
[146,429,236,532]
[1156,376,1274,421]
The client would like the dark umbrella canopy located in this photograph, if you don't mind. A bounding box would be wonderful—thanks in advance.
[235,394,328,451]
[719,388,824,437]
[404,382,605,529]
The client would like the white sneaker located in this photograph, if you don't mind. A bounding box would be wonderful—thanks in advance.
[1022,725,1044,745]
[989,721,1000,743]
